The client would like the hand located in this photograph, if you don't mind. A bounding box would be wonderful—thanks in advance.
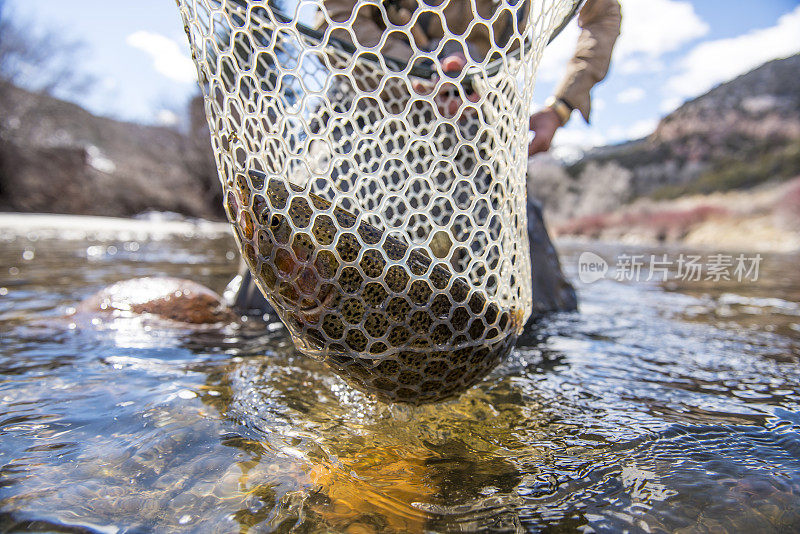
[528,107,562,156]
[412,53,479,119]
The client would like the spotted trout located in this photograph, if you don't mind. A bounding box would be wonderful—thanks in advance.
[226,169,521,403]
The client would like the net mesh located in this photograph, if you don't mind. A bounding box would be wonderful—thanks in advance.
[177,0,580,403]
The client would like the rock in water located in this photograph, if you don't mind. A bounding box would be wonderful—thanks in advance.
[78,277,236,326]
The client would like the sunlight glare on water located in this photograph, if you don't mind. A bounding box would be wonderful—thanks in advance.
[0,222,799,533]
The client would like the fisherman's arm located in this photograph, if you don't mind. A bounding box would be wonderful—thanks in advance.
[529,0,622,155]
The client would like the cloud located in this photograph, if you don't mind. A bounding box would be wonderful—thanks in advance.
[537,22,580,83]
[593,98,606,111]
[667,5,800,98]
[537,0,707,82]
[99,76,119,92]
[605,117,659,144]
[660,96,684,114]
[615,0,709,65]
[127,31,196,84]
[616,57,665,75]
[626,118,658,139]
[617,87,645,104]
[607,125,626,142]
[552,125,607,149]
[156,109,180,127]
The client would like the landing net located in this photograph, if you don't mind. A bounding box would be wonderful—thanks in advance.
[178,0,581,403]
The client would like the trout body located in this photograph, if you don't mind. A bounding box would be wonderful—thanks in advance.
[227,170,520,403]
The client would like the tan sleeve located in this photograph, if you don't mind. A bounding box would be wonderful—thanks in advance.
[554,0,622,123]
[317,0,414,62]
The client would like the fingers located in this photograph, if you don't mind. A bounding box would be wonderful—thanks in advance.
[412,79,434,96]
[441,53,467,74]
[528,108,561,156]
[442,94,461,117]
[528,135,551,156]
[443,53,479,104]
[412,54,478,119]
[436,92,480,119]
[413,80,474,119]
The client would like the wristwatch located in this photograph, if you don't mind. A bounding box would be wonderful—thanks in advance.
[545,96,573,126]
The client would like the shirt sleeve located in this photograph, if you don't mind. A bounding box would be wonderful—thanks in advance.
[553,0,622,123]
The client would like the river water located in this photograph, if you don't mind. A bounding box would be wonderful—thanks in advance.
[1,219,798,533]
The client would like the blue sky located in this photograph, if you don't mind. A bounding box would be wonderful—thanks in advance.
[7,0,800,152]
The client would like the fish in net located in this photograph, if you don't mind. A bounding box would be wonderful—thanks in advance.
[177,0,582,403]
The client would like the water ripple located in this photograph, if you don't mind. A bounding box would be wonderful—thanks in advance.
[0,234,798,532]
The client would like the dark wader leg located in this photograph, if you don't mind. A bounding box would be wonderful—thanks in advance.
[526,198,577,323]
[224,262,276,316]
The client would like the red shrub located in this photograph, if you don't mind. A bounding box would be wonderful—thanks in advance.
[555,213,613,238]
[556,204,728,240]
[775,176,800,225]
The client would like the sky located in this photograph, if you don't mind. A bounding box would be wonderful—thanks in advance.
[6,0,800,153]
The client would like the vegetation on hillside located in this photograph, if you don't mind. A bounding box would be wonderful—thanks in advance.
[555,204,728,242]
[651,139,800,200]
[548,55,800,213]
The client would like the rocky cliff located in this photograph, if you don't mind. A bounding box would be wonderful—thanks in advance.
[530,53,800,225]
[0,83,219,218]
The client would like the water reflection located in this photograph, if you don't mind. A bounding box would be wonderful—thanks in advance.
[0,228,799,532]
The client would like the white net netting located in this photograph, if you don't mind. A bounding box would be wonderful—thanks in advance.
[177,0,581,403]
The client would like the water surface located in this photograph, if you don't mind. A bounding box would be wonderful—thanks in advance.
[1,220,799,533]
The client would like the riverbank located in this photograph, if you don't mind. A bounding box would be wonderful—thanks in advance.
[553,176,800,253]
[0,212,230,240]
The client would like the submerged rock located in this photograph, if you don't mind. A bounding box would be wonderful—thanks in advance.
[78,277,236,326]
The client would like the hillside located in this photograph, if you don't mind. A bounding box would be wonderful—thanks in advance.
[530,54,800,227]
[0,83,219,218]
[3,53,798,252]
